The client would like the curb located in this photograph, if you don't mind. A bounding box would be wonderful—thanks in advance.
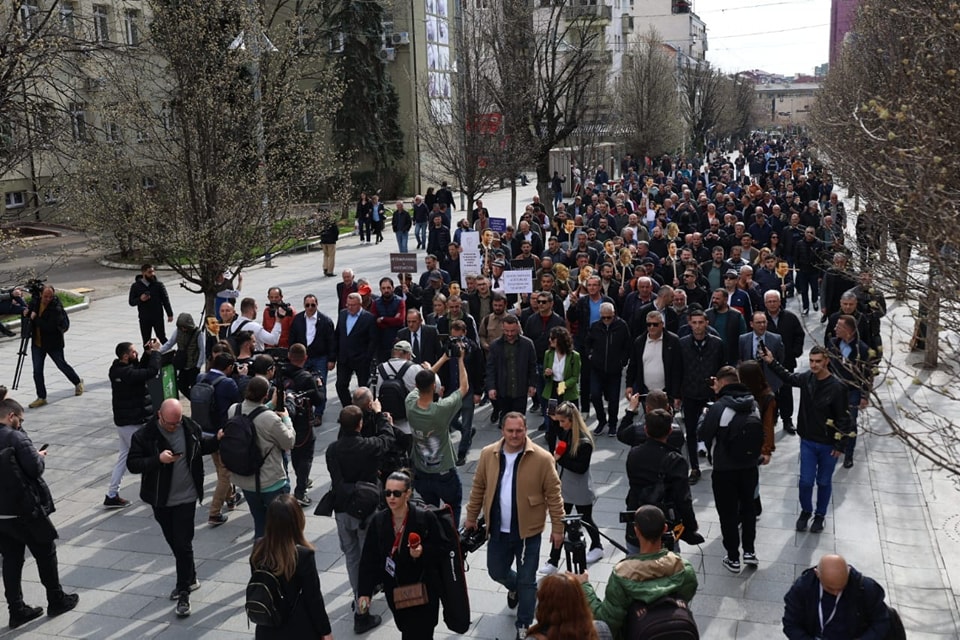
[0,292,90,335]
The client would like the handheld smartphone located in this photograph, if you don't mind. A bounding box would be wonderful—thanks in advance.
[547,398,558,417]
[38,443,49,452]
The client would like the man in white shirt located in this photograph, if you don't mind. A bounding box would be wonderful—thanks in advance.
[230,297,281,351]
[625,310,682,405]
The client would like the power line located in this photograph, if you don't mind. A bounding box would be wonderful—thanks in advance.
[708,23,827,40]
[698,0,818,13]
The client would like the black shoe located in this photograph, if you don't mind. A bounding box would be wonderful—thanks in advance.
[354,612,382,633]
[813,301,819,311]
[103,494,130,509]
[843,457,854,469]
[9,604,43,629]
[820,314,827,324]
[802,308,809,316]
[456,454,467,467]
[169,580,201,601]
[516,625,529,640]
[207,513,228,527]
[593,424,605,436]
[489,410,500,424]
[796,511,812,532]
[0,324,15,338]
[783,423,797,435]
[810,515,825,533]
[608,425,618,437]
[507,590,519,609]
[688,469,701,485]
[47,592,79,617]
[175,591,191,618]
[295,494,312,507]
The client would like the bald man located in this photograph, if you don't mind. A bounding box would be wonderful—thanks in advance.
[783,554,898,639]
[127,399,221,618]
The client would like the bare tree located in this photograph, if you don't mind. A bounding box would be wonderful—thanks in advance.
[57,0,346,314]
[811,0,960,473]
[714,72,757,146]
[617,29,682,156]
[678,61,726,153]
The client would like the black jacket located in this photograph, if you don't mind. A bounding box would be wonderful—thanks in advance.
[126,417,219,507]
[128,276,173,319]
[397,326,443,366]
[110,350,160,427]
[288,311,335,360]
[783,566,891,640]
[30,295,70,351]
[765,309,804,370]
[331,309,377,367]
[0,424,54,518]
[677,334,725,402]
[253,546,333,639]
[767,359,852,449]
[485,335,538,397]
[282,364,324,441]
[625,437,698,541]
[522,311,566,362]
[624,331,682,401]
[698,383,760,471]
[585,316,631,372]
[566,294,615,342]
[392,207,413,233]
[326,420,398,494]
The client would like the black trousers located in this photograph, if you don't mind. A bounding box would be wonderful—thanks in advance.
[176,367,199,400]
[776,383,795,426]
[291,435,316,498]
[711,467,759,560]
[0,516,61,607]
[495,395,528,424]
[335,360,370,408]
[153,502,197,593]
[139,313,167,344]
[681,399,709,471]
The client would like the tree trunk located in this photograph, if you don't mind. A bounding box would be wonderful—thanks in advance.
[510,180,517,227]
[203,289,218,319]
[923,268,939,369]
[536,158,553,219]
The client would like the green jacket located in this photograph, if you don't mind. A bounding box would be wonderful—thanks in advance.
[582,549,698,639]
[542,349,581,401]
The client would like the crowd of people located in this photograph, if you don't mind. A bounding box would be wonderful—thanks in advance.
[0,134,904,639]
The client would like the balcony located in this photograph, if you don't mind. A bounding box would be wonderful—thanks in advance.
[621,14,633,33]
[564,4,612,24]
[585,49,613,66]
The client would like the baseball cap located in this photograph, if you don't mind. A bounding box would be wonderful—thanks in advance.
[724,270,739,278]
[358,284,373,295]
[393,340,413,354]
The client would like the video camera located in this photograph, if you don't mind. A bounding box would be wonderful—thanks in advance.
[619,509,701,552]
[446,336,472,359]
[266,301,292,318]
[458,516,487,555]
[562,514,588,574]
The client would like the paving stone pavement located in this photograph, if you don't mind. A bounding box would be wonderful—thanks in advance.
[0,183,958,639]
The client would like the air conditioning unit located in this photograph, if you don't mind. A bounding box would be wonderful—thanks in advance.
[378,47,396,62]
[86,76,107,91]
[391,32,410,46]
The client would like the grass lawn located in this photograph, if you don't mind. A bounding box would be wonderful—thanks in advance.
[0,290,85,325]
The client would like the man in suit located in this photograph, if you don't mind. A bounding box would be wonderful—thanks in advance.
[331,293,378,408]
[336,269,359,312]
[485,315,538,422]
[763,290,804,434]
[289,294,335,417]
[397,309,442,366]
[624,310,682,405]
[738,312,785,396]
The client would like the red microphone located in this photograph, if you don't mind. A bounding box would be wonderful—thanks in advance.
[408,533,421,547]
[555,441,568,457]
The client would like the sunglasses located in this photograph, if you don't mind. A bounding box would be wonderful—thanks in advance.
[383,490,406,499]
[304,303,317,308]
[647,322,662,327]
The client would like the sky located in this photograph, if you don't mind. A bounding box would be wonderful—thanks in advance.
[694,0,832,77]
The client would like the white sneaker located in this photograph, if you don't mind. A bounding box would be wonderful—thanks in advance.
[697,441,708,457]
[586,547,604,564]
[538,562,559,576]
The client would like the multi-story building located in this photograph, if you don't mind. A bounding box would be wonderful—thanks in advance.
[628,0,706,64]
[754,82,820,127]
[829,0,858,66]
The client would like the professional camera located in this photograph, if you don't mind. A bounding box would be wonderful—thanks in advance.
[458,516,487,555]
[266,301,292,318]
[619,509,686,553]
[562,514,588,574]
[25,277,46,300]
[446,335,473,359]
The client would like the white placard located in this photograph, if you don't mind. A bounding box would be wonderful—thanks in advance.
[459,231,482,287]
[502,270,533,294]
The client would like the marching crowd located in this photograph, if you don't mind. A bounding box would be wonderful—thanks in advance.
[0,133,905,639]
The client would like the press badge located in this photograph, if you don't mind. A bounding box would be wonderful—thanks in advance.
[385,556,396,577]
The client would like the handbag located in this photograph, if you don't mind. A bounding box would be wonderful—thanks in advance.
[392,582,429,610]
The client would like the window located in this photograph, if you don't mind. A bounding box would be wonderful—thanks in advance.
[105,120,121,143]
[20,3,39,36]
[93,5,110,43]
[141,176,156,191]
[60,1,76,37]
[160,101,176,138]
[0,121,12,149]
[69,103,87,142]
[302,109,316,133]
[329,32,344,53]
[123,9,139,46]
[5,192,26,210]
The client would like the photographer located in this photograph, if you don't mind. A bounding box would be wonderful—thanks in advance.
[26,286,83,409]
[436,320,482,466]
[0,287,27,337]
[262,287,295,349]
[282,344,324,507]
[624,408,701,554]
[575,506,698,640]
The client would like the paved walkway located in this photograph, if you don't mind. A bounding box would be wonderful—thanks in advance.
[0,183,957,639]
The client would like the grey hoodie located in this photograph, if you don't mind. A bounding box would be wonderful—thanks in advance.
[697,382,761,471]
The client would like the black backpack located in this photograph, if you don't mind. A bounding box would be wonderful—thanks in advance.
[190,374,226,431]
[246,567,295,628]
[720,403,765,465]
[227,319,252,354]
[626,455,678,547]
[0,447,53,518]
[219,405,270,485]
[376,361,413,419]
[414,501,471,634]
[625,596,700,640]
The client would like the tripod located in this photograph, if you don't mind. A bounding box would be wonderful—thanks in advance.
[12,316,32,390]
[561,516,631,574]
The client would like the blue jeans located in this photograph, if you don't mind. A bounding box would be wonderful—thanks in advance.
[396,231,409,253]
[486,530,541,628]
[305,356,328,418]
[415,222,428,249]
[450,393,476,458]
[799,439,839,516]
[31,346,81,399]
[553,191,563,207]
[243,483,290,539]
[414,469,462,526]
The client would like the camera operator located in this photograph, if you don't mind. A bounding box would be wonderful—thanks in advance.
[26,286,83,409]
[0,287,27,337]
[262,287,295,349]
[282,344,324,507]
[352,386,410,480]
[575,506,698,640]
[624,408,701,554]
[436,321,482,466]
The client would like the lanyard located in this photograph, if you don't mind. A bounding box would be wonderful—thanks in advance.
[390,514,408,558]
[818,585,842,634]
